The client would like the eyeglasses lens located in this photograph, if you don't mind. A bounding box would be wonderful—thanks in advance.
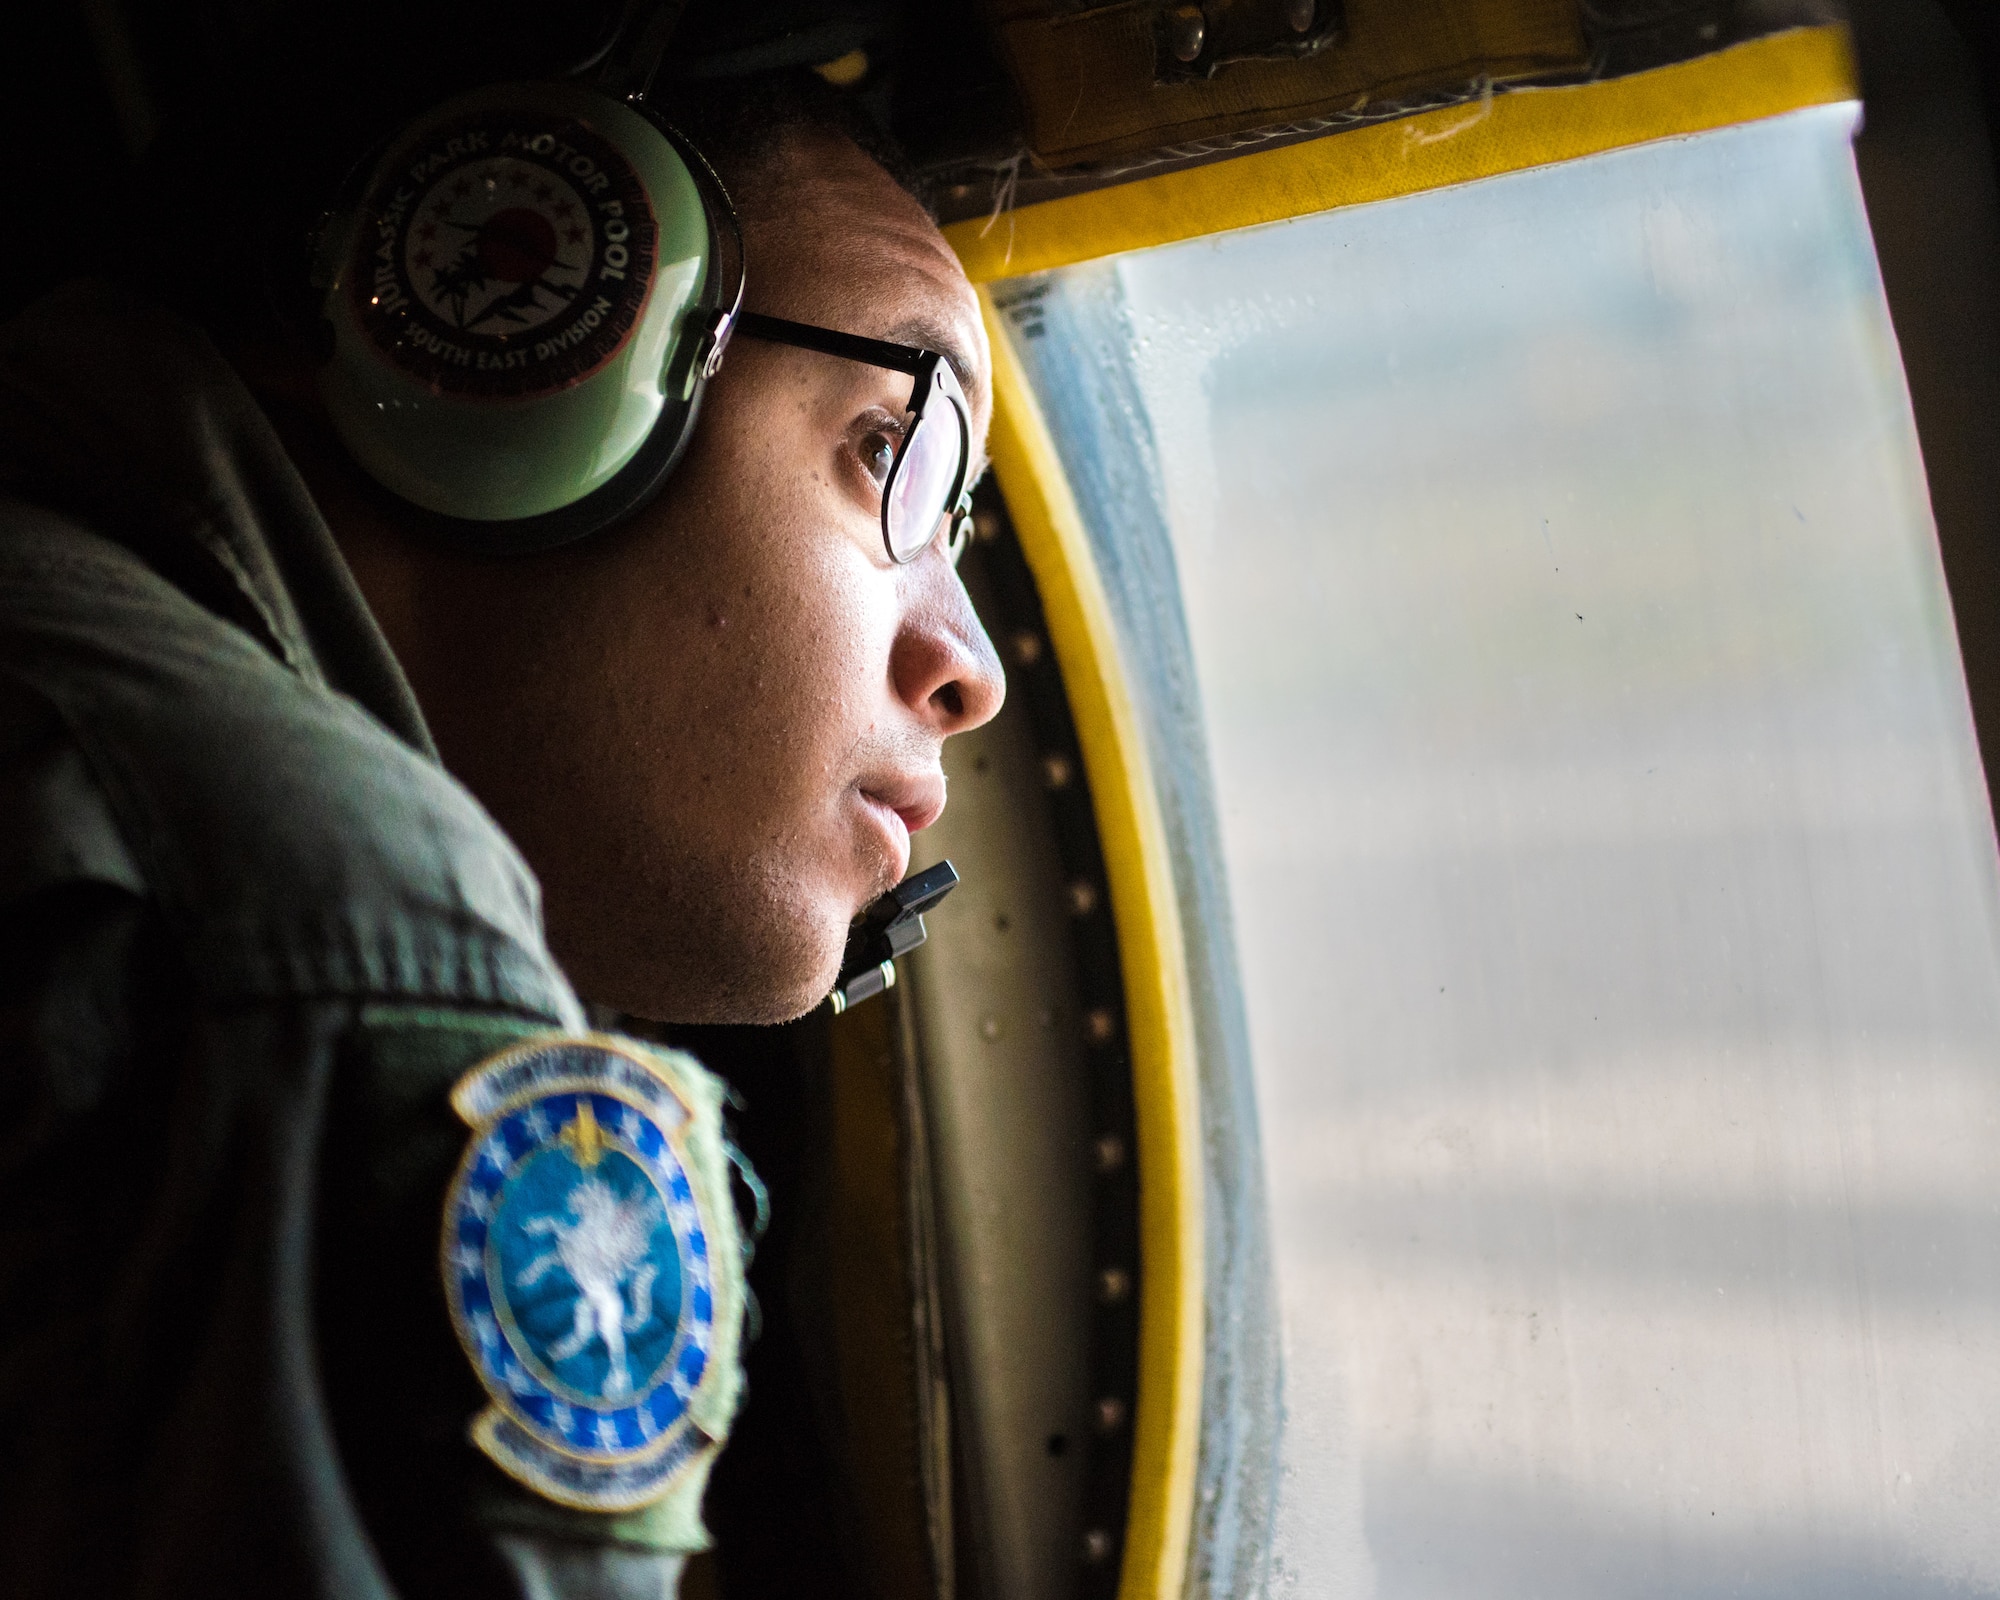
[885,400,966,562]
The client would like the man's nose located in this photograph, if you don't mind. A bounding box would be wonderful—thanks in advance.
[890,554,1007,735]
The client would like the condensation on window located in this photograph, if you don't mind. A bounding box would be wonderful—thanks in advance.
[996,103,2000,1598]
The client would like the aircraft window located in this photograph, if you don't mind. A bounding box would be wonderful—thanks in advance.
[991,102,2000,1594]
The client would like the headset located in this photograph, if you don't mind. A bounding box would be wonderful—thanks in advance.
[310,39,746,556]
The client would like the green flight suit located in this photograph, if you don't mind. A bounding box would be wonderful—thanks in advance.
[0,279,745,1599]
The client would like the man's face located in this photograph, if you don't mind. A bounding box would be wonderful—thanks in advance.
[402,133,1004,1023]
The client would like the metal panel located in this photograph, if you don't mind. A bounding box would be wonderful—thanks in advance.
[904,544,1103,1600]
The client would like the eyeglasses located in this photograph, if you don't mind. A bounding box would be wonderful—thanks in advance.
[732,311,975,567]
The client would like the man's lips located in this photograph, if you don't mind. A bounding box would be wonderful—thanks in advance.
[857,769,947,880]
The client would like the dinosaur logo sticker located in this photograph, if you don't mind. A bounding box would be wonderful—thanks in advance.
[350,109,658,398]
[441,1036,717,1510]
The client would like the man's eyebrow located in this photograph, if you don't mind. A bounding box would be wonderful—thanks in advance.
[882,318,985,400]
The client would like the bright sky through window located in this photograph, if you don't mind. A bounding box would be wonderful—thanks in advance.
[1001,103,2000,1598]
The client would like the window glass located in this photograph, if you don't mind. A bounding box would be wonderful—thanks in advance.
[997,104,2000,1595]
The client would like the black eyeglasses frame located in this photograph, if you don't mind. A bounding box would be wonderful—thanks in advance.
[728,310,975,567]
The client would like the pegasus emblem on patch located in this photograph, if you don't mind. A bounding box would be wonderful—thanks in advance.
[442,1036,717,1510]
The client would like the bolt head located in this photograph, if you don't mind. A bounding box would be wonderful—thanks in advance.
[1167,3,1206,62]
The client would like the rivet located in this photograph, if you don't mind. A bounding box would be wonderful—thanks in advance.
[1095,1395,1128,1433]
[1285,0,1316,32]
[1085,1007,1117,1044]
[1066,879,1099,916]
[972,506,1002,542]
[1082,1526,1115,1563]
[980,1015,1002,1040]
[1042,752,1074,790]
[1165,3,1206,63]
[1011,629,1044,665]
[1094,1132,1127,1172]
[1097,1266,1132,1304]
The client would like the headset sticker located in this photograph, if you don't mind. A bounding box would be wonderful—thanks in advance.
[352,111,658,398]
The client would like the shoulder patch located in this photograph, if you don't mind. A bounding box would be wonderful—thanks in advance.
[442,1034,722,1512]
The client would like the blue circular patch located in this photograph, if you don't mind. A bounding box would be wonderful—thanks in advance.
[445,1086,713,1460]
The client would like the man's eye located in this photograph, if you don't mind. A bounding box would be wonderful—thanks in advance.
[857,422,901,489]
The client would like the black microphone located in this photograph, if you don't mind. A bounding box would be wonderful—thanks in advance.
[827,860,960,1013]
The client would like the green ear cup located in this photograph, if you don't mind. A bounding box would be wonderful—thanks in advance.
[317,80,738,549]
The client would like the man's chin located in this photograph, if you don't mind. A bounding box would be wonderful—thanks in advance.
[695,944,846,1027]
[545,849,865,1026]
[596,958,840,1027]
[573,914,849,1028]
